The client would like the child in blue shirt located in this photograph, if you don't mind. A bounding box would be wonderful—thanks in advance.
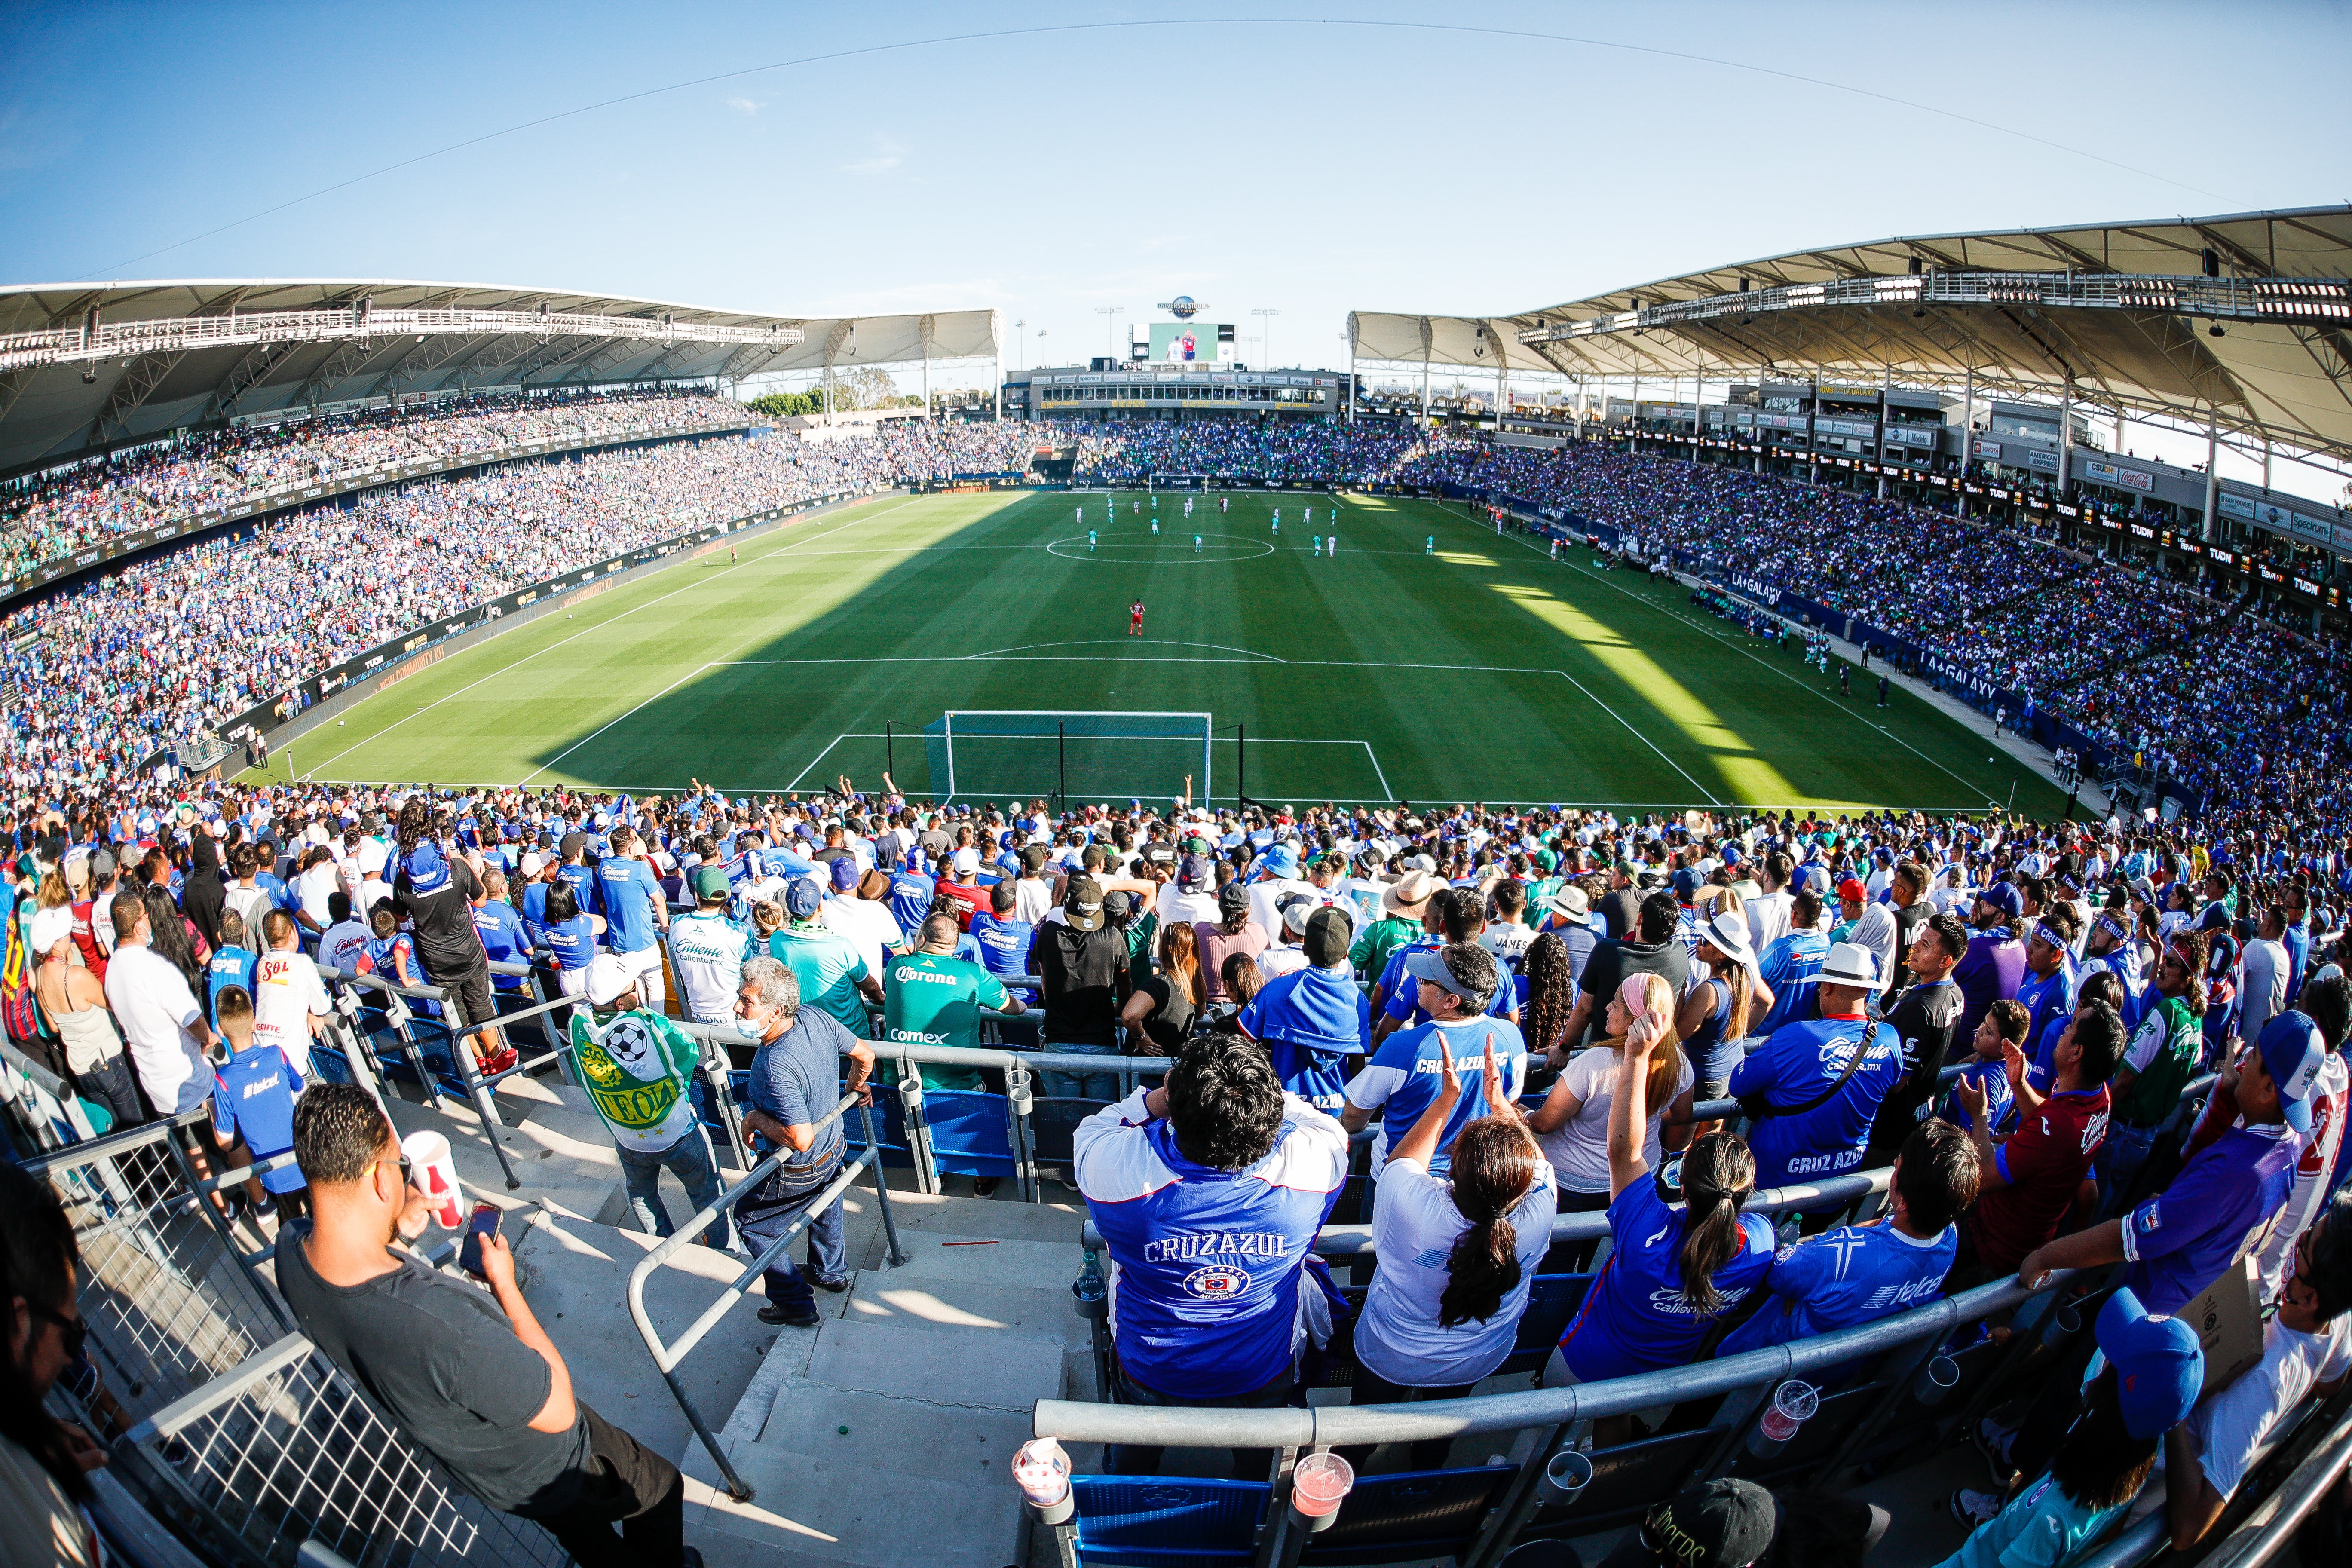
[208,985,309,1220]
[207,909,260,1024]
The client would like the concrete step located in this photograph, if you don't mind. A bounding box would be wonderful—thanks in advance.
[803,1314,1065,1409]
[874,1230,1080,1291]
[754,1383,1033,1485]
[382,1091,624,1227]
[687,1450,1025,1568]
[844,1266,1084,1347]
[511,1209,781,1472]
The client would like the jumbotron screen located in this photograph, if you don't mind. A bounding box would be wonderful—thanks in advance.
[1148,322,1227,363]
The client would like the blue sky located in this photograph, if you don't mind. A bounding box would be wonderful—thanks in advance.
[3,1,2348,488]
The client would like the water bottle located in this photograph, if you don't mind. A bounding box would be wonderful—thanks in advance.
[1073,1245,1107,1320]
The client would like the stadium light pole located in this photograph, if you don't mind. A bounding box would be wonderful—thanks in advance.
[1096,306,1124,364]
[1252,308,1280,370]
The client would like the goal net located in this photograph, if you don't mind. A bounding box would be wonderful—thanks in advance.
[924,711,1211,808]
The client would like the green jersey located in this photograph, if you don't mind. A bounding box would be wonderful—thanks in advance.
[567,1007,703,1154]
[2115,993,2202,1128]
[880,951,1012,1092]
[771,923,873,1036]
[1350,916,1421,988]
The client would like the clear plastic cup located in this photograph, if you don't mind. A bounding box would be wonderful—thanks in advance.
[1757,1380,1818,1444]
[1012,1437,1070,1508]
[1291,1452,1355,1518]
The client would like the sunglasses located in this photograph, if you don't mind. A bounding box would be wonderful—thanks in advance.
[372,1152,415,1189]
[28,1301,89,1360]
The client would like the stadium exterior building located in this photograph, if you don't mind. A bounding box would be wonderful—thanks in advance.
[1001,362,1350,423]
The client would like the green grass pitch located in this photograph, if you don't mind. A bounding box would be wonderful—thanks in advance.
[245,488,2063,817]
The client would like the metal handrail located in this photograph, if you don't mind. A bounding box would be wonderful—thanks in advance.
[624,1087,906,1501]
[2202,1397,2352,1568]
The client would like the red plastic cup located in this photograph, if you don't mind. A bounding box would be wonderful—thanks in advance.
[1291,1453,1354,1519]
[401,1131,465,1230]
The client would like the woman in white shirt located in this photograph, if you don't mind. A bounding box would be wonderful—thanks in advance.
[1339,1033,1554,1474]
[1527,974,1695,1259]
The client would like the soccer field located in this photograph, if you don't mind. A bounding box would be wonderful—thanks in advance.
[249,488,2063,816]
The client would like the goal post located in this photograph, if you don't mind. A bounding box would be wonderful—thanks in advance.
[924,711,1211,809]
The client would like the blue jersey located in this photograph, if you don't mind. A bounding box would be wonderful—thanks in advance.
[597,856,665,953]
[207,945,258,1019]
[1751,928,1829,1036]
[556,861,601,921]
[1728,1014,1907,1190]
[2015,959,2078,1069]
[968,912,1035,980]
[2119,1123,2297,1314]
[471,899,533,991]
[1240,965,1368,1114]
[547,915,598,976]
[886,868,937,933]
[1073,1087,1349,1399]
[520,880,551,943]
[1716,1220,1957,1358]
[1558,1173,1776,1381]
[211,1043,306,1194]
[1344,1016,1527,1175]
[2083,947,2147,1030]
[1941,1057,2015,1136]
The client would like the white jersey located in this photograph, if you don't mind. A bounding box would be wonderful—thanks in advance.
[251,949,331,1058]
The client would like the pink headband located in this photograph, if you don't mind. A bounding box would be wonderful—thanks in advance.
[1618,974,1655,1017]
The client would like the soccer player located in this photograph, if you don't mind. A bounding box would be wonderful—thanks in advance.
[1304,505,1314,527]
[1328,534,1336,557]
[1220,495,1229,514]
[1271,509,1280,536]
[1151,517,1160,535]
[1089,528,1097,553]
[1313,536,1323,557]
[1133,499,1140,515]
[1425,536,1435,555]
[1130,599,1146,637]
[1194,533,1203,553]
[1075,504,1084,528]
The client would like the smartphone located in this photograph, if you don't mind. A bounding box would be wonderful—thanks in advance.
[458,1202,502,1277]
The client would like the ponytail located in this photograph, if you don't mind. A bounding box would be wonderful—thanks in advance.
[1675,1131,1756,1319]
[1718,958,1754,1041]
[1438,1118,1538,1328]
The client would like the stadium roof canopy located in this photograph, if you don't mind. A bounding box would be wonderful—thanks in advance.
[1350,205,2352,462]
[0,278,999,477]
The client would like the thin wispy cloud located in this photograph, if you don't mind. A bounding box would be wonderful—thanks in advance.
[724,96,764,115]
[842,137,905,177]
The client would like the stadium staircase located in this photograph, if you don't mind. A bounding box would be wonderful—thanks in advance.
[400,1064,1084,1568]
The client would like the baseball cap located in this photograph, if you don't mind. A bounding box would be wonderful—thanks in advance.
[1303,907,1352,968]
[830,857,859,892]
[1103,890,1133,922]
[951,846,980,876]
[2257,1011,2327,1135]
[1837,877,1867,903]
[559,831,586,861]
[1064,874,1107,932]
[1404,943,1496,1008]
[785,877,824,920]
[2095,1287,2204,1440]
[584,952,640,1009]
[1978,881,2023,920]
[1178,853,1210,889]
[1280,894,1317,936]
[692,865,732,900]
[1671,867,1701,902]
[405,841,451,896]
[1598,1478,1776,1568]
[28,905,73,956]
[518,850,544,879]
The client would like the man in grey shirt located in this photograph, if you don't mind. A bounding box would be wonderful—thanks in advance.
[275,1084,693,1568]
[2240,908,2291,1050]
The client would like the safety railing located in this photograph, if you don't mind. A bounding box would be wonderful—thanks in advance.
[625,1088,906,1500]
[1038,1267,2076,1568]
[21,1115,563,1568]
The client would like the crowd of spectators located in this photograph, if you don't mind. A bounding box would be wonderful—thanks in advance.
[8,778,2352,1564]
[0,389,745,582]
